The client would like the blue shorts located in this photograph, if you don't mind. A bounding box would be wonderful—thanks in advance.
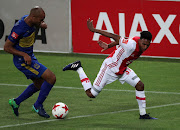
[13,57,47,79]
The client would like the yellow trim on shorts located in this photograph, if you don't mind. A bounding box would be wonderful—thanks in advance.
[21,63,39,75]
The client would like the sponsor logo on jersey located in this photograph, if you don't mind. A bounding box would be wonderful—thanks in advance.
[11,32,19,39]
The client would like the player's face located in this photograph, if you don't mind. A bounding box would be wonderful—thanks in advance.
[33,12,45,27]
[138,38,151,52]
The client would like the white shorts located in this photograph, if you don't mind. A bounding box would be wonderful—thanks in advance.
[91,62,140,97]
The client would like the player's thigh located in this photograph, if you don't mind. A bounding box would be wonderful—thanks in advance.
[92,64,118,96]
[119,67,140,87]
[41,68,56,85]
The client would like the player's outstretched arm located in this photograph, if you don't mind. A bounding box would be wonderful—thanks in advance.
[87,18,120,44]
[98,40,119,52]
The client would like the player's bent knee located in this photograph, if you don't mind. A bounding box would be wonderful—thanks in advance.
[86,89,96,98]
[42,69,56,85]
[87,93,95,98]
[46,74,56,85]
[135,81,144,91]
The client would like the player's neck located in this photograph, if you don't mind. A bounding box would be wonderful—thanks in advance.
[24,16,34,27]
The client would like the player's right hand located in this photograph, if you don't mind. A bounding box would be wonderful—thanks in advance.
[24,54,32,65]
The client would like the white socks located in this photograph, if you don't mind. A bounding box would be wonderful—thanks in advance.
[76,67,92,91]
[136,90,146,115]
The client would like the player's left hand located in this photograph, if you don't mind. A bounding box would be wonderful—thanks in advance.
[40,21,47,29]
[87,18,95,32]
[97,40,109,52]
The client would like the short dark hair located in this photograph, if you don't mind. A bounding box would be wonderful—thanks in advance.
[140,31,152,41]
[30,6,44,17]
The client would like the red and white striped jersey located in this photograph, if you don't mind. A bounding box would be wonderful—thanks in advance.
[105,36,142,75]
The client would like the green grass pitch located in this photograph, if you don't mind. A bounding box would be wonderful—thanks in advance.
[0,51,180,129]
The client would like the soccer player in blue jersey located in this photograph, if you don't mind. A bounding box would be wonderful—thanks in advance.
[4,6,56,118]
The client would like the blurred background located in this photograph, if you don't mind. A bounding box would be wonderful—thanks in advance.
[0,0,179,58]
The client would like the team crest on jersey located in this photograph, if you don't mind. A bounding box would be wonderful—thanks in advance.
[34,63,40,69]
[11,32,19,39]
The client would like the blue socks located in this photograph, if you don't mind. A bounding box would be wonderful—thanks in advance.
[34,81,53,108]
[15,83,39,105]
[15,81,53,108]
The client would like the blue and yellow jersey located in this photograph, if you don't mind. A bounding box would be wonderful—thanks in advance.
[8,15,47,79]
[8,15,36,59]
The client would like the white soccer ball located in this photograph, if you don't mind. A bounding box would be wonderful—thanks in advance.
[52,102,69,119]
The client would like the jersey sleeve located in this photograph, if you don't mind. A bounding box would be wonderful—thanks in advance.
[8,22,24,44]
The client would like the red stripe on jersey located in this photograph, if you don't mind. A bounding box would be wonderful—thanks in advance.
[116,48,125,60]
[95,65,107,86]
[81,78,90,83]
[95,64,108,87]
[107,48,125,69]
[136,96,146,100]
[107,49,116,58]
[115,37,142,75]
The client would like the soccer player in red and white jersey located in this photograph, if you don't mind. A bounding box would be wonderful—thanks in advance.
[63,18,157,119]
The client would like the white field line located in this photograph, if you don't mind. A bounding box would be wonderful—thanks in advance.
[0,102,180,129]
[0,83,180,95]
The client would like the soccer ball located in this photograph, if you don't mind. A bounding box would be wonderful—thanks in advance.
[52,102,69,119]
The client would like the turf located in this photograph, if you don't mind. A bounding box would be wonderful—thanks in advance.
[0,51,180,129]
